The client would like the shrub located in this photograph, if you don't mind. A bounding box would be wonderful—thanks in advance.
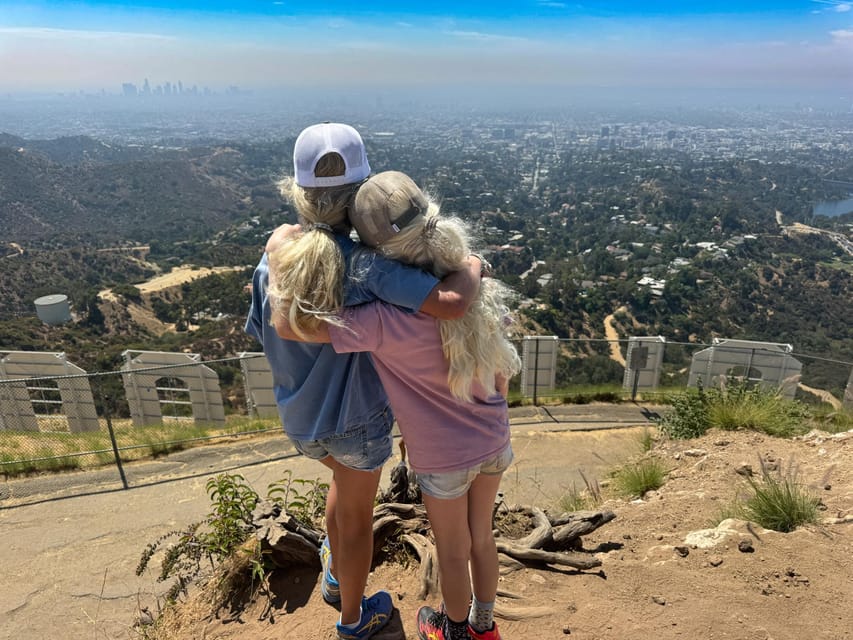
[706,382,810,437]
[725,459,821,533]
[612,457,668,498]
[656,380,812,440]
[655,388,709,439]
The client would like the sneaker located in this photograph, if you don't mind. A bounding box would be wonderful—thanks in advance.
[467,622,502,640]
[336,591,393,640]
[416,605,447,640]
[319,536,341,604]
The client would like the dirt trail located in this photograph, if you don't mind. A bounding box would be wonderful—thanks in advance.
[604,306,627,366]
[799,383,843,409]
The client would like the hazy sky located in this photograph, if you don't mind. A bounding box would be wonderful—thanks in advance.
[1,1,852,93]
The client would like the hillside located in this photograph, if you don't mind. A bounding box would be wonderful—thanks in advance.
[0,132,850,403]
[142,427,853,640]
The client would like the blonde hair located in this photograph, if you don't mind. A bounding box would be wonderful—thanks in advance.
[268,153,357,338]
[380,206,521,401]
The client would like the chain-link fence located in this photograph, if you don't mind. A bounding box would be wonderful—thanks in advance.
[2,337,851,507]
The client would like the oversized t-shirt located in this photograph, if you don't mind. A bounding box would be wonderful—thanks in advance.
[329,302,510,474]
[245,233,438,440]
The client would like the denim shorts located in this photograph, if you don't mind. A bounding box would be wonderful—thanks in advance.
[289,408,394,472]
[416,443,514,500]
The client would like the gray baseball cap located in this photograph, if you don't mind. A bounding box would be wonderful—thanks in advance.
[351,171,428,247]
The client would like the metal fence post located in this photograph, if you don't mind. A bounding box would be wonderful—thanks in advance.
[102,391,128,490]
[533,337,540,406]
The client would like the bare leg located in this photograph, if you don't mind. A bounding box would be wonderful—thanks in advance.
[422,492,472,623]
[318,456,382,625]
[466,473,503,603]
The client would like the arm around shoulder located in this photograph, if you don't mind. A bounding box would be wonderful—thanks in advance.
[273,310,332,344]
[418,255,482,320]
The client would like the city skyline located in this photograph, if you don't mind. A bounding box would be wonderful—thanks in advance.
[1,1,852,93]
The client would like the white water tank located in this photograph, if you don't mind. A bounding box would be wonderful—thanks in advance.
[34,294,71,325]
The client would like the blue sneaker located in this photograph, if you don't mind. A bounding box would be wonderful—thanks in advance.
[336,590,393,640]
[320,536,341,604]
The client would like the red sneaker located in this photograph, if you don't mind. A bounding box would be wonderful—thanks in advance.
[467,622,502,640]
[416,605,447,640]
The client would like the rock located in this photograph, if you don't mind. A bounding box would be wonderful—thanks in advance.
[709,556,724,567]
[683,448,707,457]
[652,596,667,605]
[735,464,753,477]
[738,539,755,553]
[674,545,690,557]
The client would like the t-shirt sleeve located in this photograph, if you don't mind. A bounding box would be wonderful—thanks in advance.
[329,302,385,354]
[363,252,439,312]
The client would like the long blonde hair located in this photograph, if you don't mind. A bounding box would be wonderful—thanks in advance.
[380,206,521,401]
[268,153,355,338]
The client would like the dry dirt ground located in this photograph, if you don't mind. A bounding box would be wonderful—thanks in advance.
[148,427,853,640]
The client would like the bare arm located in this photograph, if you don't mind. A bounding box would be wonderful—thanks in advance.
[272,311,331,344]
[495,373,509,398]
[418,255,482,320]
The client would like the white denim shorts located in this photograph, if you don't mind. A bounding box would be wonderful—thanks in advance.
[416,443,514,500]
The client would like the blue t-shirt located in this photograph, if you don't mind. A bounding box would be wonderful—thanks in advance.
[244,233,438,440]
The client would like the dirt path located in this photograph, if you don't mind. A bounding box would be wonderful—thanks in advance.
[799,383,843,409]
[134,265,243,294]
[604,306,626,366]
[98,265,244,302]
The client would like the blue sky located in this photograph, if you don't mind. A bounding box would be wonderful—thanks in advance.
[1,1,851,92]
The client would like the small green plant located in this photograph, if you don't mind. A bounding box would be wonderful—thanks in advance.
[655,387,709,439]
[729,458,821,533]
[267,470,329,529]
[612,457,668,498]
[136,470,330,612]
[136,473,260,603]
[202,473,260,559]
[637,427,657,452]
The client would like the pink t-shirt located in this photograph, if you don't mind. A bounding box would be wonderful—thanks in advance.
[329,302,510,474]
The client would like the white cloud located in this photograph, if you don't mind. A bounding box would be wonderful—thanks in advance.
[830,28,853,40]
[445,30,528,43]
[0,26,173,41]
[811,0,852,12]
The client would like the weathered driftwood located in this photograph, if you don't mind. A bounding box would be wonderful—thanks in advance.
[378,459,421,504]
[372,502,430,561]
[498,553,527,575]
[550,510,616,549]
[498,504,616,553]
[250,469,614,601]
[402,532,439,599]
[494,541,602,569]
[252,500,323,568]
[509,506,553,549]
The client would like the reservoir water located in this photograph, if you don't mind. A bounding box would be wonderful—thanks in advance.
[813,196,853,218]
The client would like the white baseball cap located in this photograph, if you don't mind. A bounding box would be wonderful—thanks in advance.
[293,122,371,188]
